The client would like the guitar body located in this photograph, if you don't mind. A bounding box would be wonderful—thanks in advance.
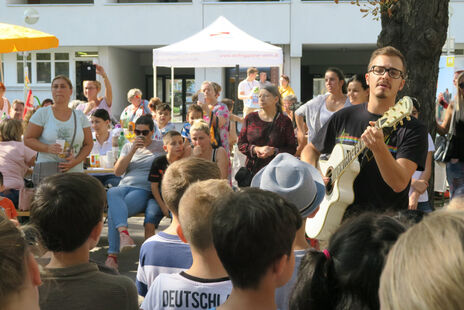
[305,144,361,241]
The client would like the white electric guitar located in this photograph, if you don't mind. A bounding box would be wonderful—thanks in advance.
[306,96,413,240]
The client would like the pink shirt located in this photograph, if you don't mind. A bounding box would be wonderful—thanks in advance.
[0,141,36,190]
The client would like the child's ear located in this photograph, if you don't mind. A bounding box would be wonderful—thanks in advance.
[272,254,288,276]
[176,225,188,244]
[90,221,103,243]
[27,252,42,286]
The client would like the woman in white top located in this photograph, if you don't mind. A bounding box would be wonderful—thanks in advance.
[76,64,113,117]
[24,75,93,174]
[191,120,228,179]
[0,82,11,118]
[90,109,121,188]
[295,67,351,155]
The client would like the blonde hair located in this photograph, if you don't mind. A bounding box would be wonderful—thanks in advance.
[190,119,210,136]
[179,179,232,250]
[379,210,464,310]
[0,119,23,142]
[161,157,221,216]
[83,80,101,92]
[127,88,142,102]
[447,196,464,211]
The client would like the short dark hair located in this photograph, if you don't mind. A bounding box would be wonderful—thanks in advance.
[326,67,347,94]
[280,74,290,83]
[156,102,171,112]
[42,98,53,106]
[0,172,3,186]
[411,97,421,113]
[212,188,302,289]
[162,157,221,216]
[368,46,407,75]
[187,104,203,116]
[347,74,368,90]
[91,108,110,121]
[289,213,405,310]
[30,173,106,252]
[163,130,182,145]
[135,115,154,131]
[221,98,234,112]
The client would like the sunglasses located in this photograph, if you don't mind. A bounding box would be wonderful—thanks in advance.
[459,82,464,90]
[134,129,150,136]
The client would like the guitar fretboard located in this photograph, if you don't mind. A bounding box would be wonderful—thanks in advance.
[330,139,366,185]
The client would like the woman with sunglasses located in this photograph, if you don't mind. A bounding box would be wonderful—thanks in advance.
[437,71,464,198]
[105,115,165,270]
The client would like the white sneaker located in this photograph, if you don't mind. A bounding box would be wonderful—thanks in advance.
[119,232,136,252]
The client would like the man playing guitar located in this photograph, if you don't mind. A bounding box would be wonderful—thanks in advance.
[301,46,428,217]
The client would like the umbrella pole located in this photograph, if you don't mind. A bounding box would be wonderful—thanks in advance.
[0,54,3,84]
[171,67,174,121]
[23,52,28,103]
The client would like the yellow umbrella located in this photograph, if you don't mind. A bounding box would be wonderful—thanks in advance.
[0,22,59,53]
[0,23,59,84]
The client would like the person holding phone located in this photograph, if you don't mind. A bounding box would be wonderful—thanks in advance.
[77,64,113,117]
[120,88,152,128]
[105,115,165,270]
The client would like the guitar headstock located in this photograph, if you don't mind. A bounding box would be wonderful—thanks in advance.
[376,96,413,130]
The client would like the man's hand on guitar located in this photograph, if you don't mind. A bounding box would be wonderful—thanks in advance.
[361,121,386,153]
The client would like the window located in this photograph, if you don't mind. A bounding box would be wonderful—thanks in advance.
[25,0,93,4]
[16,54,32,84]
[16,52,70,84]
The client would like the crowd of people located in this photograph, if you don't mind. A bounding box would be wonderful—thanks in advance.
[2,46,464,310]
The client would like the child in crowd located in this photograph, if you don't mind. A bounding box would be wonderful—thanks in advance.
[221,98,243,152]
[149,97,162,117]
[251,153,324,310]
[380,210,464,310]
[155,103,175,136]
[212,188,302,310]
[289,213,405,310]
[136,157,221,297]
[30,173,138,310]
[181,104,203,143]
[148,131,185,224]
[0,172,18,222]
[142,179,233,310]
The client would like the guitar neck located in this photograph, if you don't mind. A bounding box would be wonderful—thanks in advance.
[330,139,366,184]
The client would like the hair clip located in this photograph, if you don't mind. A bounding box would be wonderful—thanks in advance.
[323,249,331,260]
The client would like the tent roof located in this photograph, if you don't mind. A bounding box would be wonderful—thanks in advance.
[153,16,282,68]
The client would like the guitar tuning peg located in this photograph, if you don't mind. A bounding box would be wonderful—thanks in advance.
[400,120,403,126]
[391,107,396,111]
[406,116,411,121]
[384,112,389,116]
[393,125,397,131]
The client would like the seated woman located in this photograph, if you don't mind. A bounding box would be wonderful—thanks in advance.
[290,213,405,310]
[380,210,464,310]
[0,213,42,310]
[89,109,121,188]
[238,85,297,180]
[76,64,112,118]
[190,120,228,179]
[0,119,36,207]
[105,115,165,270]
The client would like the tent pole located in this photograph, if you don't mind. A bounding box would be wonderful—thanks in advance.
[279,64,283,80]
[0,54,3,84]
[171,67,174,121]
[153,65,157,98]
[235,64,239,115]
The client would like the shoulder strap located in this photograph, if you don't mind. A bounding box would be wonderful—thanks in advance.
[67,110,77,155]
[212,148,217,162]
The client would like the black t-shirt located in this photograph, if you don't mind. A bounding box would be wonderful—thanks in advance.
[312,103,428,215]
[148,155,169,186]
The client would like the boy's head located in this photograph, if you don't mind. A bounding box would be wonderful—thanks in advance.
[212,188,302,289]
[155,103,172,125]
[161,157,221,216]
[30,173,106,252]
[178,179,232,250]
[187,104,203,125]
[163,131,184,158]
[221,98,234,112]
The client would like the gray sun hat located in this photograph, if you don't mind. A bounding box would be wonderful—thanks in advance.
[251,153,325,218]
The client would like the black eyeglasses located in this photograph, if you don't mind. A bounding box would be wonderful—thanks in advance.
[459,82,464,90]
[369,65,404,79]
[134,129,150,136]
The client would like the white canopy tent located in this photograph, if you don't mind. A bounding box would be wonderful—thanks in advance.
[152,16,283,118]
